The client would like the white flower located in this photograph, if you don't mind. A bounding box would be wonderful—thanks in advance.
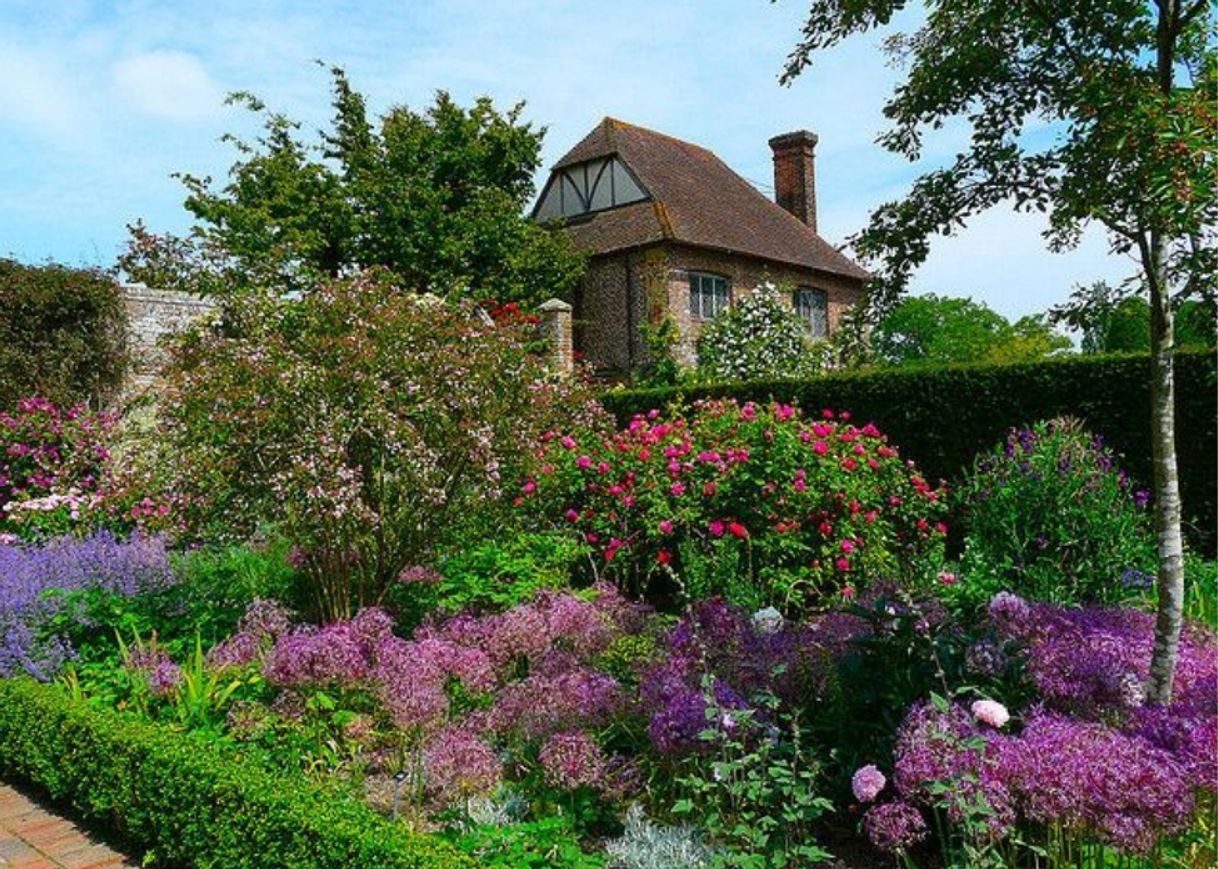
[970,699,1010,728]
[750,606,784,635]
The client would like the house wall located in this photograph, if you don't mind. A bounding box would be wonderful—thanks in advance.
[121,287,217,390]
[574,243,863,374]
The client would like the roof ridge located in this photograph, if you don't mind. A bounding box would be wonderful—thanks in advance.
[600,117,717,156]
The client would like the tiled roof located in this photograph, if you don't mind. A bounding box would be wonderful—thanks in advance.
[539,117,869,281]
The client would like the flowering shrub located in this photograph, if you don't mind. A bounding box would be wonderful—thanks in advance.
[957,417,1155,606]
[527,399,947,607]
[694,283,825,381]
[160,272,606,620]
[0,398,117,539]
[0,530,174,679]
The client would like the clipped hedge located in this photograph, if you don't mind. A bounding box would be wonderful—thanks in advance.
[0,679,479,868]
[0,258,128,408]
[600,351,1218,552]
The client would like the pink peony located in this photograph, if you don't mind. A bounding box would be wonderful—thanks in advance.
[852,764,887,802]
[658,519,674,534]
[971,699,1010,728]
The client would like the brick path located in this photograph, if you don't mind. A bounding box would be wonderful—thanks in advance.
[0,783,138,869]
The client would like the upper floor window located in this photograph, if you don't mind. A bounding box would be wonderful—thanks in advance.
[533,157,648,221]
[690,272,730,320]
[794,286,828,338]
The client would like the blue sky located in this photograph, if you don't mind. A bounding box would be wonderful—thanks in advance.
[0,0,1136,319]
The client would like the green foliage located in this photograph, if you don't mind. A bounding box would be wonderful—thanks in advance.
[0,259,127,409]
[118,66,583,309]
[956,418,1155,607]
[873,294,1069,367]
[672,683,833,866]
[158,272,604,620]
[433,532,589,614]
[450,815,604,868]
[598,350,1218,556]
[695,284,824,382]
[0,678,478,868]
[1062,282,1217,354]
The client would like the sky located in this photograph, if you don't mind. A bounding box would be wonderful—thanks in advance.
[0,0,1139,320]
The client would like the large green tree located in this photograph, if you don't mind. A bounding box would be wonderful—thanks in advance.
[781,1,1216,702]
[119,67,584,309]
[1061,280,1217,352]
[873,293,1069,365]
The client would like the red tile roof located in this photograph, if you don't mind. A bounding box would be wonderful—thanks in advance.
[538,118,868,281]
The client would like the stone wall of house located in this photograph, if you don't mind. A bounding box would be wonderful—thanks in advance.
[575,243,863,374]
[121,287,218,389]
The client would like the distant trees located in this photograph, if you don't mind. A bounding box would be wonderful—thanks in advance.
[119,66,584,311]
[871,295,1069,367]
[1059,282,1216,354]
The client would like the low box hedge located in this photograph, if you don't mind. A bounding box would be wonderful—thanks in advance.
[0,678,479,868]
[601,351,1218,553]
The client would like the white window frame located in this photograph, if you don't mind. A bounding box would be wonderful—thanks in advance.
[794,286,829,338]
[689,272,730,320]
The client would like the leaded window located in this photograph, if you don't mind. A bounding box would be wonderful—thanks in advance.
[794,287,828,338]
[690,273,730,320]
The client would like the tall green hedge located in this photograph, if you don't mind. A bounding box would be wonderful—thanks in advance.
[0,679,478,868]
[0,258,127,408]
[600,351,1218,553]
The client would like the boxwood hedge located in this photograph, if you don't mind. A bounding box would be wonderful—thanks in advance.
[600,351,1217,553]
[0,678,479,868]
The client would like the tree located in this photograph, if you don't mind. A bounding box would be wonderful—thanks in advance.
[1063,281,1217,352]
[872,293,1069,365]
[781,1,1216,703]
[0,259,127,409]
[119,66,584,309]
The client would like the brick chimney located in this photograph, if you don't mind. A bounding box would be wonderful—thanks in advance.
[768,130,818,231]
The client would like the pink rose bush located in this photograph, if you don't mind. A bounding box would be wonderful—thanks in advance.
[524,399,947,606]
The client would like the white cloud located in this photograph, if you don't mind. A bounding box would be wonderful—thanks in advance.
[112,50,223,122]
[0,43,87,139]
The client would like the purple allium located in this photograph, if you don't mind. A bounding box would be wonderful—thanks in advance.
[263,622,369,687]
[863,801,928,853]
[488,666,622,738]
[397,564,442,585]
[424,728,502,804]
[539,730,607,791]
[237,598,293,640]
[537,591,614,658]
[148,658,182,696]
[987,591,1031,628]
[647,681,749,756]
[350,606,395,656]
[206,631,263,670]
[484,604,553,667]
[964,639,1007,678]
[999,710,1195,853]
[852,764,887,802]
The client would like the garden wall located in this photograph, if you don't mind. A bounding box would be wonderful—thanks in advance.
[600,351,1218,553]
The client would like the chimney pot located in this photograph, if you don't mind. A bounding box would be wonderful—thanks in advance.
[768,130,819,231]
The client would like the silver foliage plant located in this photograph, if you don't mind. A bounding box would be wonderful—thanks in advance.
[605,804,719,869]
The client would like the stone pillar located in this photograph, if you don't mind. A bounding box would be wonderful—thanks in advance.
[539,298,574,376]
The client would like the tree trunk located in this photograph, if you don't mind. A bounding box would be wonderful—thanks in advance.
[1144,0,1187,706]
[1145,237,1185,705]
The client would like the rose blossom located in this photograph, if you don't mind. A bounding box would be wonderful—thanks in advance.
[852,764,887,802]
[971,699,1010,728]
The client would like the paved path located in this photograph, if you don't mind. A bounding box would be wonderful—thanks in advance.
[0,783,138,869]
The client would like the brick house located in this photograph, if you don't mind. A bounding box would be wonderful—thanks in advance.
[532,117,868,376]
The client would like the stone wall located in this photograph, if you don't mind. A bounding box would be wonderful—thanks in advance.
[575,243,863,374]
[121,287,218,390]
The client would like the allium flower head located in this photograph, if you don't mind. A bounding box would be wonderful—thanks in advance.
[852,764,887,802]
[539,730,607,791]
[863,801,927,854]
[971,699,1010,728]
[424,728,502,804]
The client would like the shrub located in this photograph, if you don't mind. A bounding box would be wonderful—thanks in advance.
[525,400,947,608]
[694,284,823,381]
[158,272,605,620]
[597,351,1218,555]
[0,398,118,539]
[0,259,128,408]
[956,417,1154,606]
[0,678,478,868]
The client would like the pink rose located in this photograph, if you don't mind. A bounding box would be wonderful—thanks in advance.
[971,699,1010,728]
[851,765,886,802]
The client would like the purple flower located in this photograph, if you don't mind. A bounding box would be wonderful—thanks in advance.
[424,728,502,804]
[263,622,369,687]
[852,764,887,802]
[863,801,927,853]
[539,730,607,791]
